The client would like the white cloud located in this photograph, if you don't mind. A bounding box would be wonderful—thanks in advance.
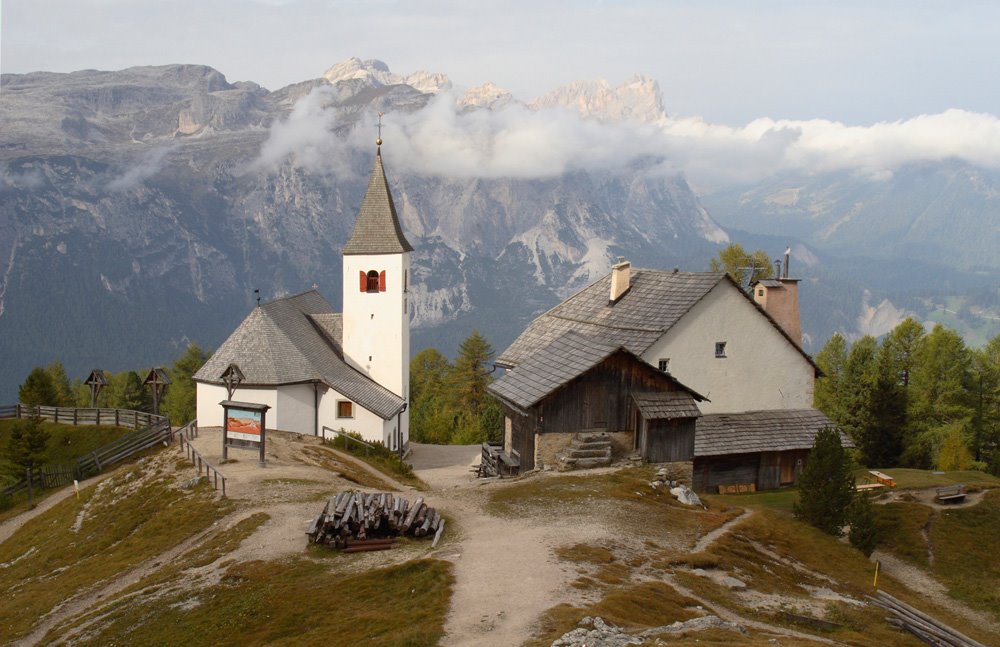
[254,87,1000,189]
[107,144,178,191]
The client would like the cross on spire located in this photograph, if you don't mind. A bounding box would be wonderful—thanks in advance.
[376,111,384,152]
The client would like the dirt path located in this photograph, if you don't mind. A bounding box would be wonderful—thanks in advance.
[691,509,752,553]
[0,469,121,546]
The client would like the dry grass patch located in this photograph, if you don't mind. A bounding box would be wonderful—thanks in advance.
[299,445,396,490]
[555,542,615,564]
[0,458,231,643]
[931,489,1000,620]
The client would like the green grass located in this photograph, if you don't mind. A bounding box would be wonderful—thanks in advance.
[704,487,800,511]
[931,489,1000,620]
[0,461,231,642]
[872,502,934,567]
[0,419,132,479]
[62,558,454,646]
[857,468,1000,489]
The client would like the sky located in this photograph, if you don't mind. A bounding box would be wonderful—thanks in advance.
[3,0,999,126]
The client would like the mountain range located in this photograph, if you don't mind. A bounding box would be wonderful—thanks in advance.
[1,58,997,401]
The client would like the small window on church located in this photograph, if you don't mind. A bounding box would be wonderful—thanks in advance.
[337,401,354,418]
[366,271,380,293]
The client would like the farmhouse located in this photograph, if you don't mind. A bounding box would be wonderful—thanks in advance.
[489,256,843,490]
[194,146,412,448]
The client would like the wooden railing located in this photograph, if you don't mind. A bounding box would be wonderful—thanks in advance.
[0,404,172,497]
[0,403,163,430]
[178,430,226,497]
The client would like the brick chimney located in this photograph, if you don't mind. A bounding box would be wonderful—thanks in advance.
[609,257,631,303]
[753,248,802,346]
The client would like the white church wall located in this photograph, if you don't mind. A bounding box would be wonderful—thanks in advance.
[317,388,385,444]
[642,281,814,415]
[195,383,278,428]
[275,384,317,435]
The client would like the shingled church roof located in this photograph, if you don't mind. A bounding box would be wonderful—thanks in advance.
[342,150,413,255]
[193,290,405,419]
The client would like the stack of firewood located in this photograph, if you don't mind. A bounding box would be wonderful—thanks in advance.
[306,491,445,551]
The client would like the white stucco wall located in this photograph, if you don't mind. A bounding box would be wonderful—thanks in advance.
[642,281,815,414]
[195,383,278,428]
[317,387,386,444]
[276,384,317,435]
[342,252,410,403]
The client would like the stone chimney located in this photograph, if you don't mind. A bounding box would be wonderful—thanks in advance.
[753,249,802,346]
[609,257,631,303]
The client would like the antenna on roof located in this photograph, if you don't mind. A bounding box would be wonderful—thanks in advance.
[376,111,384,152]
[254,288,260,307]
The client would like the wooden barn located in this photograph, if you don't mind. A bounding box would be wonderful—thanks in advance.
[487,332,706,471]
[692,409,850,492]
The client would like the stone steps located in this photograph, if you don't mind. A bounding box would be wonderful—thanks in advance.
[556,432,613,471]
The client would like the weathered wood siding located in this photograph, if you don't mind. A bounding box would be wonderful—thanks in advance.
[536,352,680,436]
[507,409,536,471]
[693,454,759,492]
[644,418,696,463]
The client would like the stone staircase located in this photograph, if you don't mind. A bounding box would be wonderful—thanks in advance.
[556,432,613,471]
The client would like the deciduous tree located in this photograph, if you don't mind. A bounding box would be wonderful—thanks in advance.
[709,243,775,286]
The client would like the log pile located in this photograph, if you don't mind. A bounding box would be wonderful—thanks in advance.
[306,491,446,551]
[867,591,988,647]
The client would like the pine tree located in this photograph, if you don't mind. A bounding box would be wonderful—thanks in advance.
[409,348,454,443]
[794,427,855,536]
[447,331,502,444]
[44,361,75,407]
[6,416,51,474]
[814,333,848,421]
[971,334,1000,465]
[161,343,209,425]
[839,336,878,449]
[847,493,878,556]
[862,343,907,467]
[18,367,57,408]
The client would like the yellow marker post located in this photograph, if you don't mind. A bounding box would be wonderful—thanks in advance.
[873,559,880,591]
[73,479,80,500]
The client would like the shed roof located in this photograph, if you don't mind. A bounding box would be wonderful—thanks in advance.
[487,331,704,411]
[694,408,851,457]
[193,291,404,419]
[342,150,413,255]
[632,391,702,420]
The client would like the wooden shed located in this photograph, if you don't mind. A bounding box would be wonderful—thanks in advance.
[488,332,706,472]
[692,409,850,492]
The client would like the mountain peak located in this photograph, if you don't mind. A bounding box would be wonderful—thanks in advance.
[322,57,451,94]
[529,75,666,123]
[459,82,515,110]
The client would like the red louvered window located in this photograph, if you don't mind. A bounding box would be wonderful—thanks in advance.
[359,271,366,292]
[379,271,386,292]
[366,270,380,293]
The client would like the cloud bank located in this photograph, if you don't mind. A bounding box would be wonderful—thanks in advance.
[255,87,1000,189]
[107,144,178,191]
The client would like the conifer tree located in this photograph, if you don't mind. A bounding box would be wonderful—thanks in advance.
[6,416,51,474]
[44,361,75,407]
[18,367,57,408]
[814,333,848,422]
[794,427,855,536]
[161,343,209,425]
[848,493,878,556]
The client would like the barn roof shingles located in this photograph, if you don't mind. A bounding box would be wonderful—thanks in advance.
[694,409,851,457]
[193,291,404,419]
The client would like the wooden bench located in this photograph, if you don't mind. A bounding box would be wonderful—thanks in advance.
[868,470,896,488]
[855,483,886,492]
[498,449,520,477]
[935,484,966,503]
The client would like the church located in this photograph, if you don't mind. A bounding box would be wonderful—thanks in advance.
[193,143,413,449]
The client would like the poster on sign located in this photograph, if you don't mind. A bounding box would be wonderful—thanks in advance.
[227,409,262,443]
[221,400,269,465]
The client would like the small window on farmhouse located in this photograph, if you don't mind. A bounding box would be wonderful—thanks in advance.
[337,401,354,418]
[658,358,670,373]
[758,288,764,297]
[715,342,727,358]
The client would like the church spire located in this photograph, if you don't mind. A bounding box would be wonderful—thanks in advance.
[343,131,413,256]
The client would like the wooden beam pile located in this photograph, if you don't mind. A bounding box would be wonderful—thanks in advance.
[306,491,446,551]
[867,591,988,647]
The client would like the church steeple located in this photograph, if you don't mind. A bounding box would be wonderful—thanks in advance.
[343,146,413,256]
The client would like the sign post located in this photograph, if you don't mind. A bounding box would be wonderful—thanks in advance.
[220,400,269,467]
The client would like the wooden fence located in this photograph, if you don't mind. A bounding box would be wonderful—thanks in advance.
[178,429,226,496]
[1,405,173,498]
[0,404,162,430]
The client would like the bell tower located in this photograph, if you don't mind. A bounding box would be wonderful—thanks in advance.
[341,134,413,441]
